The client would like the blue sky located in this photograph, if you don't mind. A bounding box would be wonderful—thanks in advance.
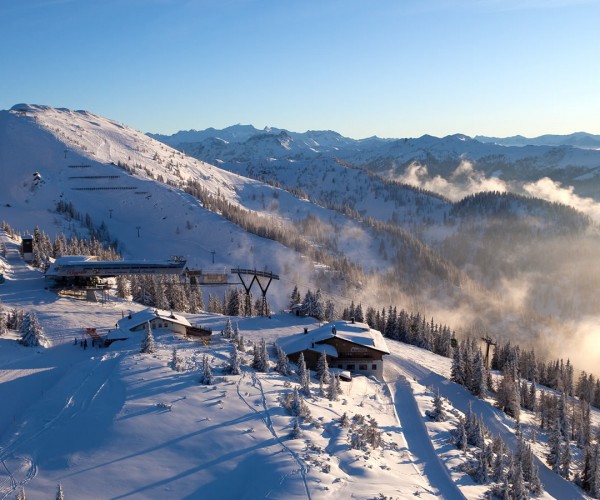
[1,0,599,138]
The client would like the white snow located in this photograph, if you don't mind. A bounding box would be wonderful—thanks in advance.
[1,225,590,499]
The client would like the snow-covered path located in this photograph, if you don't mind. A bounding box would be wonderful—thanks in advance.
[390,346,585,499]
[385,363,465,500]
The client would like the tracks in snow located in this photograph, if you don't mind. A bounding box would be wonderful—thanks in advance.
[0,351,120,499]
[236,370,312,500]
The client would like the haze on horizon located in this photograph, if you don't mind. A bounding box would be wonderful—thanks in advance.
[1,0,599,140]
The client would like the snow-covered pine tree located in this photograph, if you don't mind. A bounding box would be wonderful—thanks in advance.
[300,289,314,317]
[451,342,465,386]
[223,318,234,339]
[496,362,520,420]
[56,482,65,500]
[316,350,330,385]
[471,349,487,398]
[169,347,184,372]
[19,311,47,347]
[334,372,342,397]
[510,462,527,500]
[296,352,310,397]
[200,354,213,385]
[429,388,446,422]
[327,373,338,401]
[473,445,490,483]
[290,387,310,418]
[229,342,241,375]
[454,417,468,451]
[115,275,130,299]
[140,321,155,354]
[16,486,26,500]
[275,345,290,376]
[237,334,246,352]
[547,417,563,473]
[252,338,269,371]
[289,285,301,307]
[233,322,240,343]
[313,289,325,321]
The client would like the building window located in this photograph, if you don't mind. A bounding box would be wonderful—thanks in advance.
[347,364,355,370]
[337,364,343,369]
[372,364,377,370]
[359,364,367,370]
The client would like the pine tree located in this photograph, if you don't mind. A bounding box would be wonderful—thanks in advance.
[429,388,446,422]
[56,482,65,500]
[290,387,310,418]
[471,349,487,398]
[497,363,520,420]
[169,347,184,372]
[561,440,572,479]
[510,462,527,500]
[290,285,301,307]
[18,311,47,347]
[547,417,563,473]
[229,342,241,375]
[316,350,330,385]
[327,373,338,401]
[451,342,465,386]
[237,334,246,352]
[454,417,467,451]
[296,353,310,397]
[275,345,290,375]
[324,300,336,322]
[252,339,268,372]
[223,318,234,339]
[16,486,26,500]
[200,354,213,385]
[140,321,155,354]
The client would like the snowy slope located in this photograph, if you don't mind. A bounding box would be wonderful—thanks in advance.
[0,231,593,499]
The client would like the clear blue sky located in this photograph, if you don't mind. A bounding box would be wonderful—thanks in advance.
[1,0,599,139]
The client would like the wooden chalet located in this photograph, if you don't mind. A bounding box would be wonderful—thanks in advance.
[276,320,390,381]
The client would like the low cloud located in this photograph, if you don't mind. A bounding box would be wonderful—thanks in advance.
[523,177,600,223]
[397,160,508,202]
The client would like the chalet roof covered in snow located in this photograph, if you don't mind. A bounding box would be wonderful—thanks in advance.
[117,307,191,331]
[276,320,390,357]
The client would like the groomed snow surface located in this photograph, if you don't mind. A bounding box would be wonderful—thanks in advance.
[0,231,586,499]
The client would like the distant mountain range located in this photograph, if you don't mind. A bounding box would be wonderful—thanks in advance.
[3,104,600,372]
[149,126,600,201]
[476,131,600,149]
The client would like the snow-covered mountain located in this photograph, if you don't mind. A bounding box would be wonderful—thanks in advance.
[2,104,600,373]
[158,125,600,202]
[476,131,600,150]
[2,104,600,499]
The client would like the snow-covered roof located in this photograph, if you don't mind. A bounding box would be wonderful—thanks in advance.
[276,320,390,356]
[117,308,191,331]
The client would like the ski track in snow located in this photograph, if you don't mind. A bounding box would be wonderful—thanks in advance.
[236,370,312,499]
[392,352,585,500]
[0,351,121,499]
[385,362,465,500]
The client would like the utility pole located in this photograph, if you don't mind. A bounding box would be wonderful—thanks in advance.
[64,149,68,159]
[109,209,113,219]
[211,250,215,264]
[136,226,141,238]
[481,335,496,369]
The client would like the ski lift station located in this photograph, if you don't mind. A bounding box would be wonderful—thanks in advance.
[45,255,187,286]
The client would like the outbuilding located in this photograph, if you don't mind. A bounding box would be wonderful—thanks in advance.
[276,320,390,380]
[116,308,191,336]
